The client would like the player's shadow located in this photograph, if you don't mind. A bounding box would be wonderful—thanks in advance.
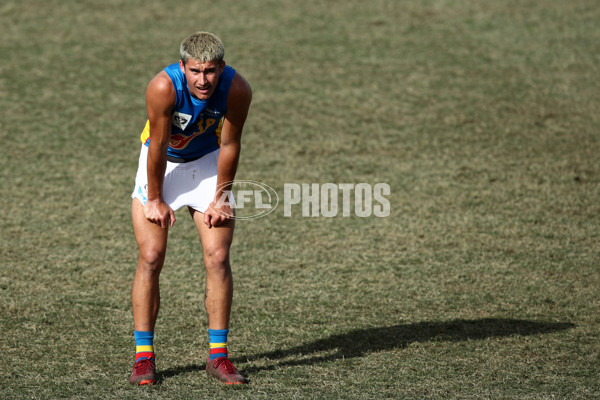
[238,318,574,374]
[158,318,574,379]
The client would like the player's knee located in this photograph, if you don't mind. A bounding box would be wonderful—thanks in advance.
[138,248,166,274]
[204,246,230,271]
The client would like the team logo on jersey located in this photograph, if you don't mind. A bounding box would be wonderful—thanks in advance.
[172,112,192,130]
[170,117,218,150]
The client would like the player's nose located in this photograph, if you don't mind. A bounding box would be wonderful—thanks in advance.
[198,73,207,85]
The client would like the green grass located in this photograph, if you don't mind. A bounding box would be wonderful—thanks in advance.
[1,0,600,398]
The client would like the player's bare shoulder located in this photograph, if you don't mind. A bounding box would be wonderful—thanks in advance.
[226,72,252,124]
[231,72,252,97]
[146,71,176,112]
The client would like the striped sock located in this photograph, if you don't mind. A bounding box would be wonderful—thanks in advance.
[208,328,229,360]
[134,330,155,361]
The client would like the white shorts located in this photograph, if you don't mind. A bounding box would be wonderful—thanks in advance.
[131,145,219,213]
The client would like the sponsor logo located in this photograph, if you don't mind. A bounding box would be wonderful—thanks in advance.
[172,112,192,130]
[203,108,222,118]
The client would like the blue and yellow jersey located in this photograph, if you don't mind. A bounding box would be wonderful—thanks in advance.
[140,63,236,160]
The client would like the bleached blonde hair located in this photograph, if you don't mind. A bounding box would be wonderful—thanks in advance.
[180,32,225,65]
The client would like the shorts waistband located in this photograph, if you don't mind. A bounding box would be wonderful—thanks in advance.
[166,154,204,163]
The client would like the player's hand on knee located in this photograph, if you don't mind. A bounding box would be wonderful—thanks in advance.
[144,199,176,228]
[204,201,232,228]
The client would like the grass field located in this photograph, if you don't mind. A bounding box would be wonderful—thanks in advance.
[1,0,600,398]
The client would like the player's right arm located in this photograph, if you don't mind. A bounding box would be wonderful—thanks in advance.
[144,71,176,229]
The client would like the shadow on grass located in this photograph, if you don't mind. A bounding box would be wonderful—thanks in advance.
[159,318,574,379]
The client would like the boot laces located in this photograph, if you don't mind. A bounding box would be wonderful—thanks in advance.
[134,359,155,374]
[213,357,236,374]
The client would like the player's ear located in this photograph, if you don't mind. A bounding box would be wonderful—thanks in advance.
[179,60,185,72]
[220,60,226,74]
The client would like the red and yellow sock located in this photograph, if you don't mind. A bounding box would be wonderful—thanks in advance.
[208,328,229,360]
[134,330,155,361]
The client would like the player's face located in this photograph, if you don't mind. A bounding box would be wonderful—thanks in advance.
[180,59,225,100]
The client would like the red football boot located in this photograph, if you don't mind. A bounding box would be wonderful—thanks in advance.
[206,357,248,384]
[129,359,157,386]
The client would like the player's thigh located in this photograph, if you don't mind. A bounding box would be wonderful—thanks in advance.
[189,207,235,259]
[132,198,169,261]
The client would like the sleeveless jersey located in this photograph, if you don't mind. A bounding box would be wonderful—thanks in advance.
[140,63,236,160]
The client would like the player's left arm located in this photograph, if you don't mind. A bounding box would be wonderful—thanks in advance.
[204,72,253,228]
